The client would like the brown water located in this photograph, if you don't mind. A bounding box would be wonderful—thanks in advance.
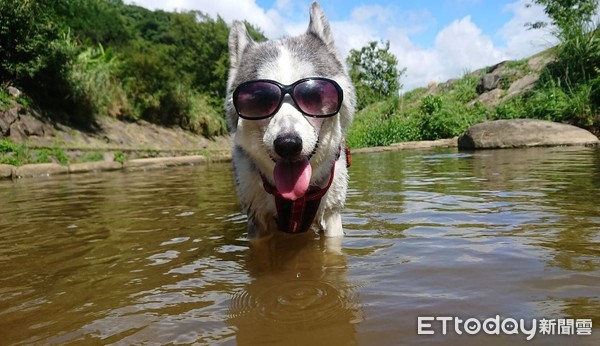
[0,147,599,345]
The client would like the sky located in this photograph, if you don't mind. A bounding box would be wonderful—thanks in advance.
[123,0,560,91]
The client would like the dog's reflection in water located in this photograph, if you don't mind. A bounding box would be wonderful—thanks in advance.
[228,232,363,345]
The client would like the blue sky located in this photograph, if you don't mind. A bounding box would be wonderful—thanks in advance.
[125,0,557,90]
[256,0,515,47]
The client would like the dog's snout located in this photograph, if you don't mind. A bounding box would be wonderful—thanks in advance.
[274,134,303,159]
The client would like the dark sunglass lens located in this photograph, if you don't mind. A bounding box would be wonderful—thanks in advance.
[235,82,281,118]
[293,80,340,116]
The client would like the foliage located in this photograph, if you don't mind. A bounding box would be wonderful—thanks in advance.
[527,0,598,32]
[0,0,77,118]
[0,140,26,166]
[347,96,421,148]
[494,80,596,127]
[419,97,487,140]
[114,151,127,164]
[346,76,487,148]
[68,44,132,122]
[0,89,10,111]
[0,0,267,137]
[0,139,68,166]
[78,151,104,162]
[55,0,130,45]
[347,41,406,110]
[526,0,600,131]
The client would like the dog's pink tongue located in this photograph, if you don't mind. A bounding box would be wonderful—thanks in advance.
[273,159,312,200]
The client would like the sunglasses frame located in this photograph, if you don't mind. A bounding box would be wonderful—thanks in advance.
[232,77,344,120]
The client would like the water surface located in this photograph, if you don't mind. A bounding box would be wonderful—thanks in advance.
[0,147,598,345]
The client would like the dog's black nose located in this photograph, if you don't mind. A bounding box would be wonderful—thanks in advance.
[274,134,303,159]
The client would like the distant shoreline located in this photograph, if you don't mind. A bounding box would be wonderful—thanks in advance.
[0,138,458,180]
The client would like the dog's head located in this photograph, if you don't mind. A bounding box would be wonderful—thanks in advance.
[226,2,355,200]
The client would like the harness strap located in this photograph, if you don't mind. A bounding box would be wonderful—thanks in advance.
[261,146,350,233]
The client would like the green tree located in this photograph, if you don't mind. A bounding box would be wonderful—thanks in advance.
[54,0,129,45]
[527,0,598,32]
[0,0,70,84]
[0,0,83,121]
[346,40,406,110]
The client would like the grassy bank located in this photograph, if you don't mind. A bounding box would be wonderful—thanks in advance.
[0,139,129,166]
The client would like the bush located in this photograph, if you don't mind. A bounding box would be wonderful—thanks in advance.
[68,44,132,121]
[347,115,422,148]
[348,97,418,148]
[418,81,487,140]
[0,1,78,118]
[419,99,487,140]
[187,93,227,137]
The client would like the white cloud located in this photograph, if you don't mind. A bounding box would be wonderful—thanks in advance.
[125,0,293,38]
[435,17,507,77]
[124,0,554,91]
[498,0,558,59]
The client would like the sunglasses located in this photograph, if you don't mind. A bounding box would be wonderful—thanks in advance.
[232,77,343,120]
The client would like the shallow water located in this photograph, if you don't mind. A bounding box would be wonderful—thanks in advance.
[0,147,598,345]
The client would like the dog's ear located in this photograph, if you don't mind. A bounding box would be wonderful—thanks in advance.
[307,2,335,47]
[229,21,254,68]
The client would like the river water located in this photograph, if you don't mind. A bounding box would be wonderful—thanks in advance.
[0,147,598,345]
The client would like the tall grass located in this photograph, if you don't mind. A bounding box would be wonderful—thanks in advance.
[63,41,227,137]
[68,43,132,122]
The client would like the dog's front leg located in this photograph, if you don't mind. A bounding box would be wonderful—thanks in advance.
[320,211,344,237]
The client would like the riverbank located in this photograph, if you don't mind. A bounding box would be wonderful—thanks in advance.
[0,138,460,180]
[0,153,232,180]
[5,130,600,180]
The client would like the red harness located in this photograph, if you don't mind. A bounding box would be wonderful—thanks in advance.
[261,147,351,233]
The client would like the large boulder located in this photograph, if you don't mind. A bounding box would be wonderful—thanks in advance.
[458,119,600,150]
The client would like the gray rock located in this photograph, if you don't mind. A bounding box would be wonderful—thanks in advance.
[477,73,503,94]
[7,86,22,98]
[472,89,503,107]
[1,107,20,126]
[0,117,9,137]
[9,122,26,142]
[458,119,600,150]
[19,113,45,136]
[503,74,539,101]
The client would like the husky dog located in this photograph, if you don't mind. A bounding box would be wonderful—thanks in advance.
[225,2,355,238]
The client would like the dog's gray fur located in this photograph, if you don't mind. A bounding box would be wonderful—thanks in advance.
[225,2,356,237]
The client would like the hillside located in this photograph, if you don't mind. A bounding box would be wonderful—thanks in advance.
[348,44,599,149]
